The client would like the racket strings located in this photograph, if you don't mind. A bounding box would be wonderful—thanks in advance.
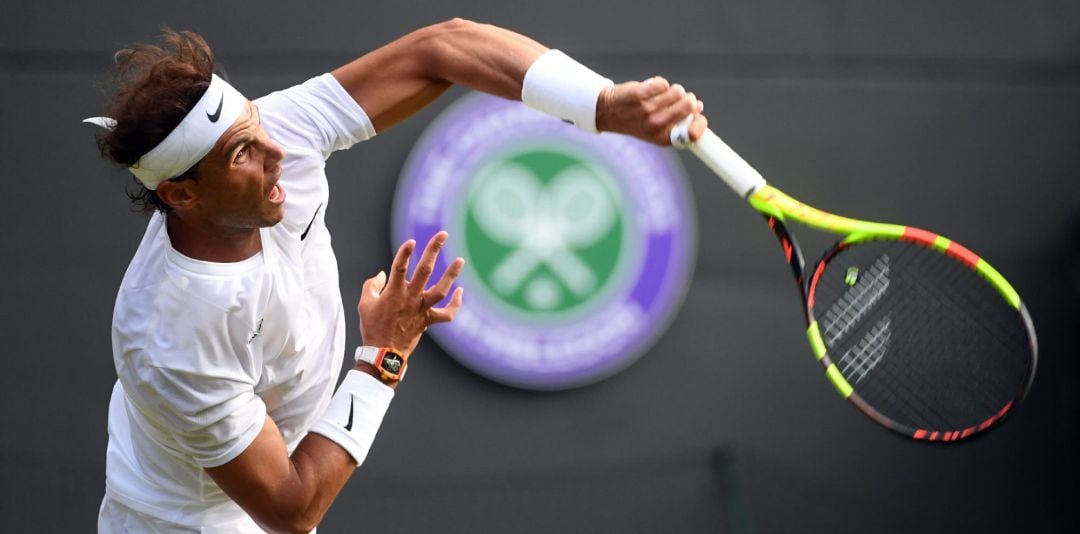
[919,248,1031,392]
[811,240,1031,432]
[878,265,1011,430]
[924,247,1029,350]
[834,316,891,384]
[886,245,1028,424]
[819,255,891,346]
[861,266,969,430]
[931,270,1030,418]
[820,249,957,429]
[851,254,1019,430]
[893,247,1024,384]
[836,292,994,431]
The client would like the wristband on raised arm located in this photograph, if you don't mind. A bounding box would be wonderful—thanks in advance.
[521,49,613,133]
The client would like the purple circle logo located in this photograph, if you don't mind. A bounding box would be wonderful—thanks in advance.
[393,93,696,389]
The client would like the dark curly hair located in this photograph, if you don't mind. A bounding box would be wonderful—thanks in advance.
[93,28,218,213]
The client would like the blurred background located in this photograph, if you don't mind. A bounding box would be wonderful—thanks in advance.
[1,1,1077,532]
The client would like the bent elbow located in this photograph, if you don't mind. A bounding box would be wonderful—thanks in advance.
[408,18,483,80]
[436,17,478,32]
[261,517,318,534]
[285,521,319,534]
[253,507,321,534]
[417,17,479,45]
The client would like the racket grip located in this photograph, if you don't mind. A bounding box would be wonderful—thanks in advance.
[672,118,767,198]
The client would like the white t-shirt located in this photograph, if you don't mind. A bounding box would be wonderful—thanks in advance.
[104,73,376,528]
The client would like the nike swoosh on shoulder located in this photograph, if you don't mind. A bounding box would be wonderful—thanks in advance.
[300,203,323,241]
[206,93,224,123]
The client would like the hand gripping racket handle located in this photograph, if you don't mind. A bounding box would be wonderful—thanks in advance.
[672,117,767,198]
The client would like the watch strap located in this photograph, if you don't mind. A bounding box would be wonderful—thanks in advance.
[354,345,408,382]
[354,345,381,366]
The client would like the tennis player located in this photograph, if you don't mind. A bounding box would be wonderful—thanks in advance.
[88,20,706,533]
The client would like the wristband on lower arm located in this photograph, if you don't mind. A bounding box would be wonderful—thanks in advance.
[308,370,394,465]
[521,49,613,133]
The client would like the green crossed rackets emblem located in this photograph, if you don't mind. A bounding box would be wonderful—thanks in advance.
[394,93,696,389]
[463,149,627,314]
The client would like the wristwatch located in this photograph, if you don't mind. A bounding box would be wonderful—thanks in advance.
[355,346,408,383]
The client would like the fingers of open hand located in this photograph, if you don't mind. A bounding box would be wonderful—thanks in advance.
[363,270,388,298]
[410,231,448,292]
[427,286,465,325]
[422,256,464,308]
[419,255,464,330]
[358,233,462,349]
[386,239,416,292]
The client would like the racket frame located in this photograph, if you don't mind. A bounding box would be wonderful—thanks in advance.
[680,125,1037,442]
[750,184,1037,441]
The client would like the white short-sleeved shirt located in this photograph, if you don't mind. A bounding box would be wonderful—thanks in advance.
[103,73,376,528]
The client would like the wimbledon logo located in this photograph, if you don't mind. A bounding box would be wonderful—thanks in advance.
[392,93,696,390]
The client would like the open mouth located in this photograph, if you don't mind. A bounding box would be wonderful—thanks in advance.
[268,182,286,205]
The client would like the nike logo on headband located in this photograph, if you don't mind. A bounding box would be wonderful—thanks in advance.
[207,93,224,123]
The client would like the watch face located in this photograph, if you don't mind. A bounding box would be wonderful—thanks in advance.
[380,353,405,375]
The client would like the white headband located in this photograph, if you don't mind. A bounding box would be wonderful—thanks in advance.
[84,74,247,189]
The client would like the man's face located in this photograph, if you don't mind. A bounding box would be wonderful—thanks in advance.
[188,101,287,230]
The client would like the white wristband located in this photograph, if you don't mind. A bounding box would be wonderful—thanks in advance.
[308,370,395,465]
[521,49,613,133]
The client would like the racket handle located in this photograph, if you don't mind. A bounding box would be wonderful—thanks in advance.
[672,117,767,198]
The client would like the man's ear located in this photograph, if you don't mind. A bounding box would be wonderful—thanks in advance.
[156,180,197,212]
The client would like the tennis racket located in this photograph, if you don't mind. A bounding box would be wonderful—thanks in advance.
[672,122,1037,442]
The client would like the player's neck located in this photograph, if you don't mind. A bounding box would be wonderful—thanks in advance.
[165,214,262,263]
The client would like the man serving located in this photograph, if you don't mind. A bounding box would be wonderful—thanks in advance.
[88,19,706,533]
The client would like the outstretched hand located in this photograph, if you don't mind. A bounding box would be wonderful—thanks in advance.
[595,76,708,146]
[358,231,465,357]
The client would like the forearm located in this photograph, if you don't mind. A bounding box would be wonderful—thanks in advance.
[334,18,705,145]
[207,365,394,533]
[271,432,358,533]
[204,233,459,533]
[333,18,546,131]
[205,416,354,533]
[425,21,710,144]
[415,18,546,100]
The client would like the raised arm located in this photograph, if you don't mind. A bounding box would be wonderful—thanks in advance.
[205,233,464,534]
[332,18,706,144]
